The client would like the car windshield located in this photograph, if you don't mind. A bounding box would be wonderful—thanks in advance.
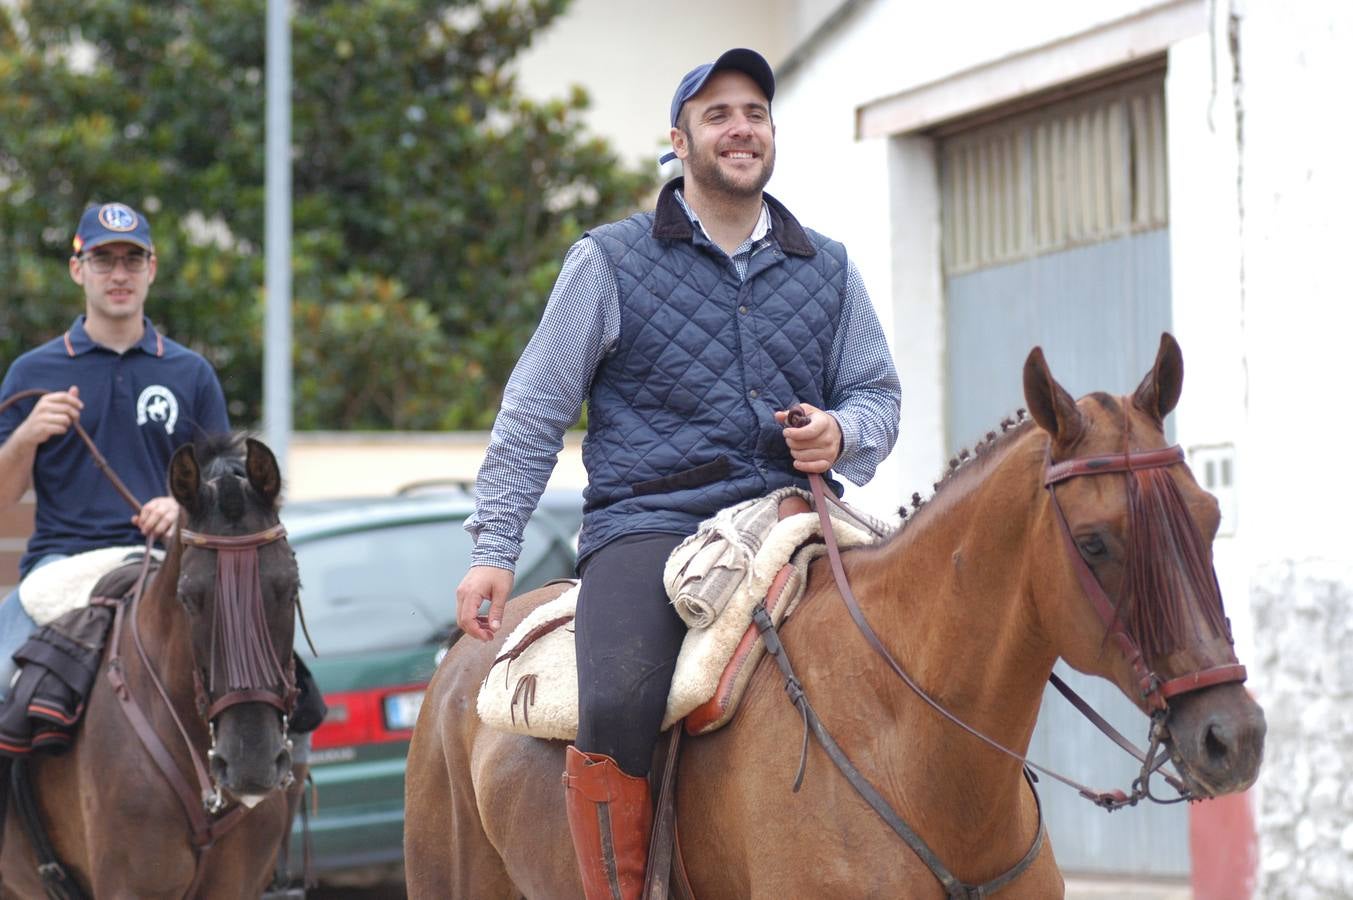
[291,506,576,658]
[294,518,469,656]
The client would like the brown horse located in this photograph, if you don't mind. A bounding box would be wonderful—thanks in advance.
[404,336,1266,898]
[1,436,302,899]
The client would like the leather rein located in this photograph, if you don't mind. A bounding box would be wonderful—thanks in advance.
[757,409,1246,897]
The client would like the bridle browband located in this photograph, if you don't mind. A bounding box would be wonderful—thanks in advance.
[1042,445,1247,710]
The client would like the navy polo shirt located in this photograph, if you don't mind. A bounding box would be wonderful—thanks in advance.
[0,316,230,577]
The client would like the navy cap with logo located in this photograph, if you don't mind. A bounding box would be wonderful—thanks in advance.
[659,48,775,165]
[72,202,154,256]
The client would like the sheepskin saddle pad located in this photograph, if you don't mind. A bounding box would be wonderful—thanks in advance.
[477,488,893,740]
[18,546,164,626]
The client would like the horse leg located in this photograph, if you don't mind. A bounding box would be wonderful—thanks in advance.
[405,665,518,900]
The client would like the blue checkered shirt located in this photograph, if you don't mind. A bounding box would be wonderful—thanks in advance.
[466,193,901,569]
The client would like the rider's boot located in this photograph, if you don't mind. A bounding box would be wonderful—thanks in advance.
[562,746,653,900]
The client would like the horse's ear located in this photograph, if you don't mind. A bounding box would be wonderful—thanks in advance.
[1023,346,1084,448]
[1132,332,1184,425]
[245,438,282,507]
[169,444,201,513]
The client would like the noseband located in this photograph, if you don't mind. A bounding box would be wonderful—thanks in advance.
[1042,444,1247,710]
[179,522,297,720]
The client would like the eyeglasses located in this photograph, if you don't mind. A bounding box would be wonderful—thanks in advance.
[82,251,151,274]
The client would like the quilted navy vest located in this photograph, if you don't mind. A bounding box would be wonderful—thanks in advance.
[577,179,847,561]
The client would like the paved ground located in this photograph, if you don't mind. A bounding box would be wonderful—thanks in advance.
[1065,876,1192,899]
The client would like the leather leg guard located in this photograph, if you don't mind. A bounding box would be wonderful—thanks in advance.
[562,746,653,900]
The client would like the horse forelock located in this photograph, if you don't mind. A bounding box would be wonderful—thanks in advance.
[191,434,276,526]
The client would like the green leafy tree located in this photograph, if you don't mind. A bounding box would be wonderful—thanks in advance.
[0,0,652,428]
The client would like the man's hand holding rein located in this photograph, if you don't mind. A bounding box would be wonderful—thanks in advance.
[775,403,842,474]
[14,386,83,448]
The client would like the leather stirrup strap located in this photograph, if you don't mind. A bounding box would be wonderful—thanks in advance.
[642,727,682,900]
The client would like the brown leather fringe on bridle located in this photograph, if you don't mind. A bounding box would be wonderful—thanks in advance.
[209,547,289,694]
[1119,466,1230,662]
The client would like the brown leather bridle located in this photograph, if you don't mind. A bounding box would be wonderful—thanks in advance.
[1042,444,1247,710]
[178,522,297,722]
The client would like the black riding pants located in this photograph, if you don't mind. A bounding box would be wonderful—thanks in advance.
[574,532,687,778]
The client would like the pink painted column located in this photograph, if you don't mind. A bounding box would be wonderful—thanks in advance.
[1190,789,1258,900]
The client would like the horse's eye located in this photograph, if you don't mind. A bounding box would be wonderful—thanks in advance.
[1077,535,1108,559]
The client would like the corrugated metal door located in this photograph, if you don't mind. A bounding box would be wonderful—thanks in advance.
[938,67,1188,878]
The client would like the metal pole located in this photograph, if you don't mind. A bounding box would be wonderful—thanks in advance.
[264,0,292,473]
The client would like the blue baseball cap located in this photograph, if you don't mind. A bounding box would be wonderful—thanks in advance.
[660,48,775,164]
[72,202,154,256]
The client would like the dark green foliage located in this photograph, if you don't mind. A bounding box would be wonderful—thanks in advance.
[0,0,652,428]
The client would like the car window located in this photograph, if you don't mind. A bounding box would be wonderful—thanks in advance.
[293,512,575,657]
[294,519,464,656]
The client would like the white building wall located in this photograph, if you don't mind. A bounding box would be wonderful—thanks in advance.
[1235,1,1353,895]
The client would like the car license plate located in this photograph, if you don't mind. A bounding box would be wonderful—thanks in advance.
[383,690,425,731]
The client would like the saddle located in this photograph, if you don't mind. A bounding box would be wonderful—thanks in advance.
[477,488,893,739]
[0,556,153,757]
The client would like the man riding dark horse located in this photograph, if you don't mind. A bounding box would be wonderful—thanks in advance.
[0,204,322,891]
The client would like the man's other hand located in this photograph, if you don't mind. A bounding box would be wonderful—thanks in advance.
[774,403,842,474]
[16,386,82,447]
[456,565,515,642]
[133,495,180,540]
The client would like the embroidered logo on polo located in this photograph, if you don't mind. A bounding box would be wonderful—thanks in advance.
[98,203,139,232]
[136,385,179,434]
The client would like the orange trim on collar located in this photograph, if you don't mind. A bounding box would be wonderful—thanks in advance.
[155,332,163,357]
[63,331,75,357]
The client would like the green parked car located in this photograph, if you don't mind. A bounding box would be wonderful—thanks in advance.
[279,485,580,890]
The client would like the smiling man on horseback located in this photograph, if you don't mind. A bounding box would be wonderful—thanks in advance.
[454,48,901,899]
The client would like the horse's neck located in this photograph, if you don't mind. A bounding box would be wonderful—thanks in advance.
[796,446,1055,840]
[128,566,199,706]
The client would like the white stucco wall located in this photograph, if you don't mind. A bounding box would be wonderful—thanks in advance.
[1235,2,1353,895]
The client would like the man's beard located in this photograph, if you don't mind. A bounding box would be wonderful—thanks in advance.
[683,132,775,198]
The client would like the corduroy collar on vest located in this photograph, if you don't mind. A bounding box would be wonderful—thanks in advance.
[651,177,817,258]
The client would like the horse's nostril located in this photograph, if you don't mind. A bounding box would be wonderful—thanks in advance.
[275,747,293,782]
[1204,722,1231,763]
[210,753,229,785]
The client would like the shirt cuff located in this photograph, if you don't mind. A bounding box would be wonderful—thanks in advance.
[469,531,521,572]
[828,410,857,461]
